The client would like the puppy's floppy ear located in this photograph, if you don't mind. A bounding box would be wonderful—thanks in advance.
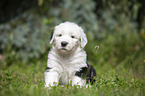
[79,27,88,48]
[50,26,58,44]
[50,31,54,44]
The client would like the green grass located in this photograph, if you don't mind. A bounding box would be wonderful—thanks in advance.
[0,59,144,96]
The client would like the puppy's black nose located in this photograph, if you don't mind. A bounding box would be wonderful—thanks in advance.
[61,41,68,47]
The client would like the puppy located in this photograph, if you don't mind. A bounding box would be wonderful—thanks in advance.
[44,22,96,88]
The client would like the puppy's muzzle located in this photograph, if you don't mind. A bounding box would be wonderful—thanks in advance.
[61,41,68,47]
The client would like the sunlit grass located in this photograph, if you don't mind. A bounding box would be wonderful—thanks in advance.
[0,59,144,96]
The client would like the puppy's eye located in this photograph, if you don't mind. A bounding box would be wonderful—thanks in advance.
[58,34,62,37]
[71,35,75,38]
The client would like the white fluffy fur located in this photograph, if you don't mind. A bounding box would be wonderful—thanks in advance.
[45,22,88,88]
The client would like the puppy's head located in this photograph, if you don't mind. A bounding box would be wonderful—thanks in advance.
[50,22,87,54]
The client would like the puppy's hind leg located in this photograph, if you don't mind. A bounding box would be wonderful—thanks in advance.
[71,76,86,87]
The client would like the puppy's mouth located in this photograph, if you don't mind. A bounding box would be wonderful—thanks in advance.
[61,48,67,50]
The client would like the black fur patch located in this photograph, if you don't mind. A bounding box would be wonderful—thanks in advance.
[75,64,96,84]
[45,67,51,72]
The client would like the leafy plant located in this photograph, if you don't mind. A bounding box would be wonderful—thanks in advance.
[0,10,50,62]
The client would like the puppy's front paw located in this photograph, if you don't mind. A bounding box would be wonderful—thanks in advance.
[45,84,52,89]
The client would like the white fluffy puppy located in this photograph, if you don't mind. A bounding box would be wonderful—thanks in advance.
[44,22,96,88]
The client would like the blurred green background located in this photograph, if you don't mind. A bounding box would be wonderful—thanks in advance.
[0,0,144,75]
[0,0,145,95]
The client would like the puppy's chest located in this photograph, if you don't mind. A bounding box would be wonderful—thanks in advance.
[60,60,76,73]
[58,57,85,73]
[59,61,77,85]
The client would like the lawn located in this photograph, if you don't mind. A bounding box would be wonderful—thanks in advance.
[0,58,144,96]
